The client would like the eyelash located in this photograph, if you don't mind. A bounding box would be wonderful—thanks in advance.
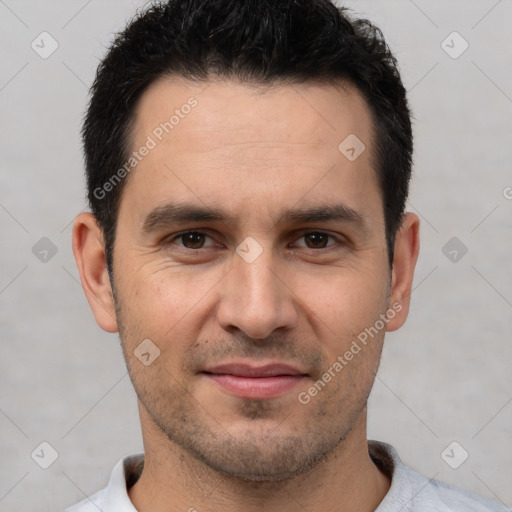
[164,230,344,251]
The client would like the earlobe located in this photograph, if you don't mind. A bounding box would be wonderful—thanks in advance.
[72,212,119,333]
[385,213,420,332]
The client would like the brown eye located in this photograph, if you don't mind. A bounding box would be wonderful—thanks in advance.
[302,232,331,249]
[178,231,207,249]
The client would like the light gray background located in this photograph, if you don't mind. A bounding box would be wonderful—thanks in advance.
[1,1,511,511]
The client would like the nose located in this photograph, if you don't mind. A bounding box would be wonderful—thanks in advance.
[216,245,299,340]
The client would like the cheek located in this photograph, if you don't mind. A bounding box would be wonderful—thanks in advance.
[117,264,220,345]
[303,264,389,331]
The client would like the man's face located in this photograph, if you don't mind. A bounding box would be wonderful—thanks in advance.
[108,78,397,480]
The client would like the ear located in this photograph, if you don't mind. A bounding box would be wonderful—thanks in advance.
[385,212,420,332]
[72,212,119,333]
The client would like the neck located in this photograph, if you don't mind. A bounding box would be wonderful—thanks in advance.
[128,407,390,512]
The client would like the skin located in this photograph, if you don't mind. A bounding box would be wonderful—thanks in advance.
[73,77,420,512]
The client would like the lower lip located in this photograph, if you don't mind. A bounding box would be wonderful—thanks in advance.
[204,373,306,399]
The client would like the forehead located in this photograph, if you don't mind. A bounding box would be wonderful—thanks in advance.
[120,76,381,231]
[133,76,374,153]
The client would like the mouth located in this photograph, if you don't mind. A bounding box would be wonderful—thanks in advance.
[201,362,308,400]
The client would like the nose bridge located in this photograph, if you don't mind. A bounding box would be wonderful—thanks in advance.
[216,238,297,338]
[237,243,280,305]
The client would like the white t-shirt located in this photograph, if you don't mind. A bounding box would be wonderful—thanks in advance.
[64,440,508,511]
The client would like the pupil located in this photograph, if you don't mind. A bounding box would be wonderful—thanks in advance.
[307,232,327,248]
[184,232,204,248]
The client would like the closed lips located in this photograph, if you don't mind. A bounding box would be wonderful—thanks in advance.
[202,363,306,378]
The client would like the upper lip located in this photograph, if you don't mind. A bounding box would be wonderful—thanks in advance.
[203,362,306,378]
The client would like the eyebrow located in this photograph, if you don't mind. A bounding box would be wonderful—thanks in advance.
[141,201,369,234]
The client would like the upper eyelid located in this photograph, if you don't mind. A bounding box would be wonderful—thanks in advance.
[170,230,217,240]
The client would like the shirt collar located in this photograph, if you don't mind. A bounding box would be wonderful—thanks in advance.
[101,452,144,511]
